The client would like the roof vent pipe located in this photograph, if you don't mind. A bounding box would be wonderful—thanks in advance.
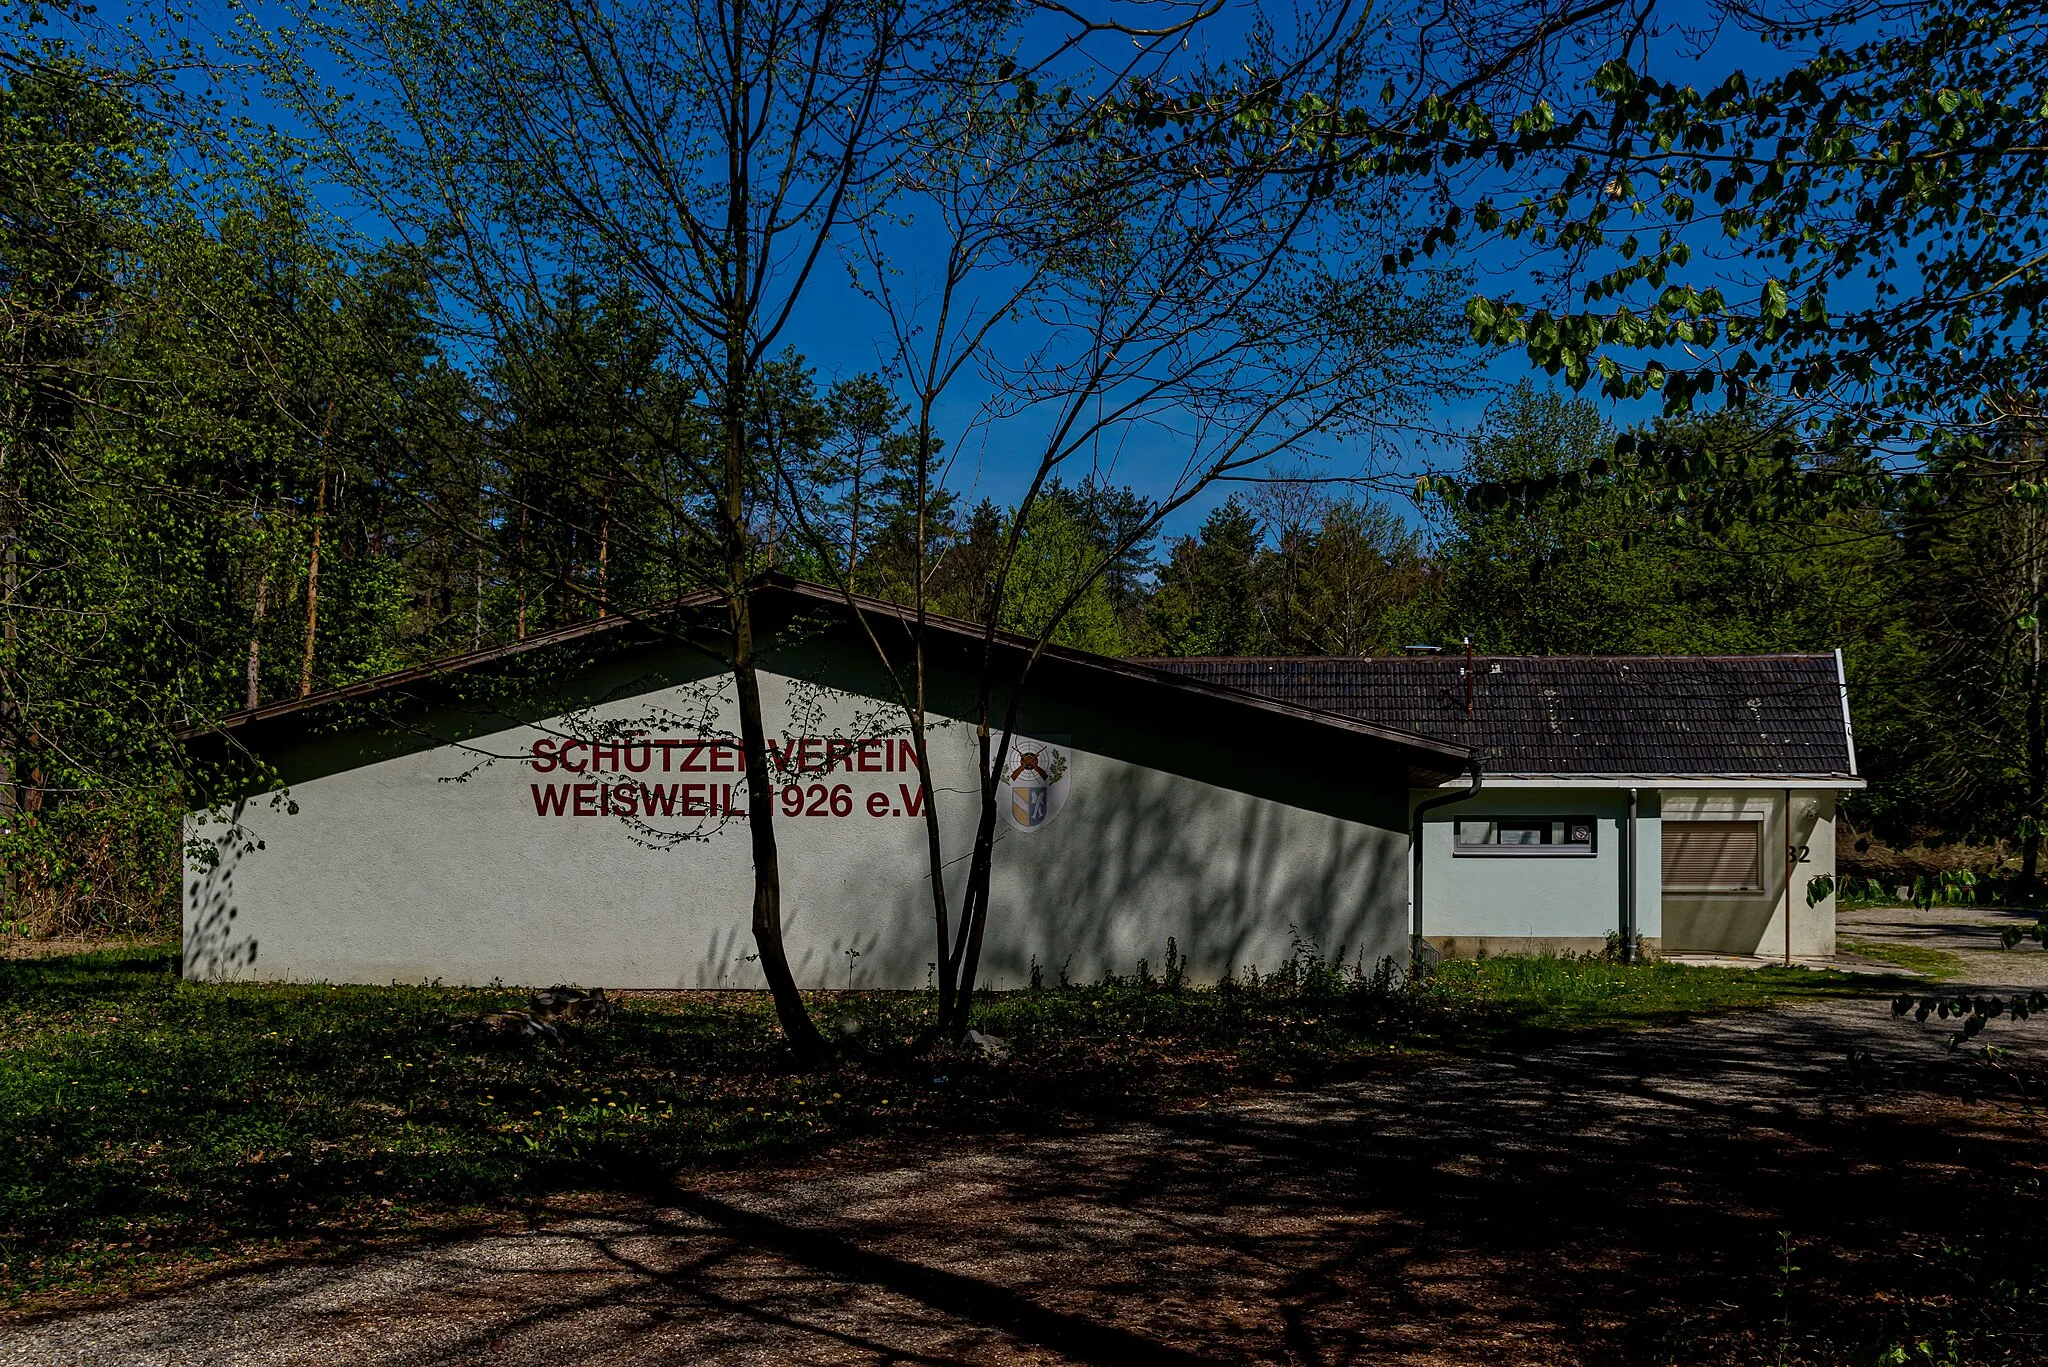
[1412,758,1484,980]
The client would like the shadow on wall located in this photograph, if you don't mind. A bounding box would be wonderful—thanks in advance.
[981,763,1405,987]
[1666,893,1778,957]
[1665,799,1821,957]
[185,802,261,980]
[809,929,887,992]
[693,923,761,990]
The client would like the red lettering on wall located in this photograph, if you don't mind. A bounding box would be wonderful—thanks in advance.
[526,736,945,818]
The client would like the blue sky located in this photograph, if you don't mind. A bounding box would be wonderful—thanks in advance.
[75,0,1823,543]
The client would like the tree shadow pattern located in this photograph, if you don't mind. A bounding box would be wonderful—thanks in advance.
[20,1001,2048,1365]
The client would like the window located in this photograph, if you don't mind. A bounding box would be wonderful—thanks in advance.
[1662,819,1763,892]
[1453,817,1597,856]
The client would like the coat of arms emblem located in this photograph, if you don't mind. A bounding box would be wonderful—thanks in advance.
[1001,736,1071,833]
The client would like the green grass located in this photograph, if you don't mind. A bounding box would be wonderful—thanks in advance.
[1840,936,1967,981]
[0,943,1884,1306]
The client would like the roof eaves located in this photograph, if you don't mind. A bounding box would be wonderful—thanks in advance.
[174,590,724,741]
[770,580,1473,765]
[176,577,1476,768]
[1483,771,1861,780]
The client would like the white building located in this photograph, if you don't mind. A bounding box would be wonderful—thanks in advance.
[182,582,1862,986]
[1147,653,1863,960]
[181,581,1468,988]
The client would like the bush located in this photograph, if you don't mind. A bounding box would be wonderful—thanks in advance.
[2,791,181,940]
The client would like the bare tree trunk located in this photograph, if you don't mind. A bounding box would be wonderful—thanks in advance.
[945,689,1023,1036]
[847,460,862,590]
[908,416,953,1027]
[246,572,269,710]
[731,602,825,1061]
[597,478,613,618]
[721,97,822,1054]
[0,422,17,920]
[515,497,528,641]
[727,400,824,1059]
[946,768,1004,1035]
[2027,431,2044,885]
[299,474,324,697]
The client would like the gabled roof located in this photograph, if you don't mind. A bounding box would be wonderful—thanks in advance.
[185,577,1477,786]
[1137,652,1858,780]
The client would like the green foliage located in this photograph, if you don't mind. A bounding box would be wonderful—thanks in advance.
[1891,988,2048,1050]
[1416,386,2009,847]
[1144,488,1431,657]
[1316,1,2048,867]
[1430,385,1910,656]
[994,494,1129,654]
[1146,497,1264,655]
[1432,385,1640,654]
[1431,3,2048,444]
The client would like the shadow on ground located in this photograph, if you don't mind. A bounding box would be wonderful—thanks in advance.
[12,999,2048,1366]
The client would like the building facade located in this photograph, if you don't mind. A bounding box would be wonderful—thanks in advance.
[1147,653,1862,960]
[181,583,1468,989]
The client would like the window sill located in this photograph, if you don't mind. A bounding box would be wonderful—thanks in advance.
[1452,847,1598,858]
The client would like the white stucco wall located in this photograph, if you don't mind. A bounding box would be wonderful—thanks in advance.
[1660,789,1837,957]
[1414,788,1662,946]
[1415,784,1843,957]
[183,669,1411,989]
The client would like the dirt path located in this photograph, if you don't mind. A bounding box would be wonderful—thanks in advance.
[9,996,2047,1366]
[1837,901,2048,989]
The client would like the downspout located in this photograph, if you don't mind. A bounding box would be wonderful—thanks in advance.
[1412,757,1484,978]
[1784,787,1795,966]
[1624,788,1639,964]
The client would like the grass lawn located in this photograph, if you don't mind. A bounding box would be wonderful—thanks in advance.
[0,943,1886,1308]
[1839,936,1968,981]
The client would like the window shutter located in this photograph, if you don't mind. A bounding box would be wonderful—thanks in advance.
[1662,820,1762,891]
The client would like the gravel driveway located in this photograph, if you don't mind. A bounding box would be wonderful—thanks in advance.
[9,989,2046,1367]
[1838,900,2048,990]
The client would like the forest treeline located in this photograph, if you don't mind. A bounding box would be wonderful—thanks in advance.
[6,5,2045,938]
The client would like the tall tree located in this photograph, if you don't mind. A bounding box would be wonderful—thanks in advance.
[1146,498,1266,657]
[784,7,1478,1033]
[261,0,1052,1056]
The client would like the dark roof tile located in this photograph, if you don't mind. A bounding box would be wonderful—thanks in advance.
[1136,654,1854,777]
